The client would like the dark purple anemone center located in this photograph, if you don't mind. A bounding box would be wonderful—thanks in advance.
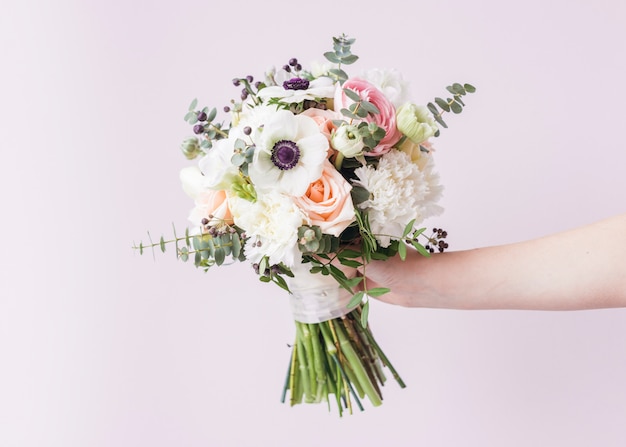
[283,77,310,90]
[271,140,300,170]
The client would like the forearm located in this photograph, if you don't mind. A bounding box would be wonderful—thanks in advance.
[365,213,626,310]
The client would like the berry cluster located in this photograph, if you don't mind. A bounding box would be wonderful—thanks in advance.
[424,228,449,253]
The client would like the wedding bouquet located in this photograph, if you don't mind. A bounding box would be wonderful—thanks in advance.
[135,35,474,415]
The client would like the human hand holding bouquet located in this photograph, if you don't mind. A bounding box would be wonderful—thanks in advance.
[135,35,475,415]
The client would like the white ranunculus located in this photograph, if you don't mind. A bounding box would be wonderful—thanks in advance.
[230,193,306,267]
[362,68,409,109]
[396,103,438,145]
[331,124,365,158]
[198,137,240,190]
[249,110,328,197]
[352,149,442,248]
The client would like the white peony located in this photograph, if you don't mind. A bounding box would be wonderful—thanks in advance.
[352,149,443,248]
[362,68,409,109]
[248,109,329,196]
[230,193,307,267]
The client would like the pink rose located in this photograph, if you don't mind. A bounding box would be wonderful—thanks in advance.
[334,78,402,156]
[295,159,355,237]
[190,189,233,227]
[181,166,233,227]
[301,108,340,141]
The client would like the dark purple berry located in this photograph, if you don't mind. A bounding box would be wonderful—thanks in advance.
[295,63,302,71]
[193,124,204,134]
[243,126,252,135]
[223,106,231,113]
[282,64,291,72]
[289,58,298,66]
[232,78,241,86]
[197,111,207,122]
[246,75,253,83]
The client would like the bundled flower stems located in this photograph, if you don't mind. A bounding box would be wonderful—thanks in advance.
[135,34,474,415]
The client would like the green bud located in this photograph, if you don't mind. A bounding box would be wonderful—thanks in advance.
[180,137,201,160]
[396,103,438,145]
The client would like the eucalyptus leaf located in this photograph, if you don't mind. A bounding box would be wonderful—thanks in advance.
[450,100,463,114]
[343,88,362,102]
[340,54,359,64]
[324,51,341,63]
[434,97,450,112]
[207,107,217,122]
[188,98,198,111]
[464,83,476,93]
[214,247,225,266]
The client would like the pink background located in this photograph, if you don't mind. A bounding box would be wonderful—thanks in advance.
[2,0,626,445]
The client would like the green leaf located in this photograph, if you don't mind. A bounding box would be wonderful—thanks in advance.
[359,100,380,115]
[188,98,198,111]
[339,259,363,268]
[434,97,450,112]
[360,301,370,327]
[464,83,476,93]
[398,241,407,260]
[411,240,431,257]
[412,227,427,238]
[340,108,358,119]
[214,247,225,266]
[159,236,166,253]
[366,287,390,297]
[179,247,189,262]
[207,107,217,122]
[402,219,416,237]
[433,114,448,128]
[338,248,362,259]
[427,102,439,116]
[232,234,241,258]
[231,152,246,167]
[345,276,364,288]
[350,186,370,205]
[450,100,463,114]
[324,51,341,63]
[272,274,290,293]
[347,291,365,309]
[340,54,359,64]
[343,88,362,102]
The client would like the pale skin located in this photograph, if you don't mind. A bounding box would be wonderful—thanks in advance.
[360,213,626,310]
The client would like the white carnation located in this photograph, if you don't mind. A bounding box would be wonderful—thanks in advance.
[230,193,307,267]
[352,150,442,248]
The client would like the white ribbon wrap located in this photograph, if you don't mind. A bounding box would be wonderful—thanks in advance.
[287,263,354,324]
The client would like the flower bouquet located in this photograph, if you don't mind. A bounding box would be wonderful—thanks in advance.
[135,35,474,415]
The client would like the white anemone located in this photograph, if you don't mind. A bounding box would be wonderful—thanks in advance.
[249,110,328,197]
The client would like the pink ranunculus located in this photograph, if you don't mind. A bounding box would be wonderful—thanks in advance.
[334,78,402,156]
[295,159,355,237]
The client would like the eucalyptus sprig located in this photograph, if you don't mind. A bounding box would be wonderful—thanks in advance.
[324,34,359,85]
[183,98,228,157]
[427,82,476,130]
[133,224,246,270]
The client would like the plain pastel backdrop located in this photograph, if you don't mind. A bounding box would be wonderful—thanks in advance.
[2,0,626,446]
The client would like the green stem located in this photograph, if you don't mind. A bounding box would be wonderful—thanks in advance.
[333,321,383,406]
[295,323,313,401]
[299,323,317,402]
